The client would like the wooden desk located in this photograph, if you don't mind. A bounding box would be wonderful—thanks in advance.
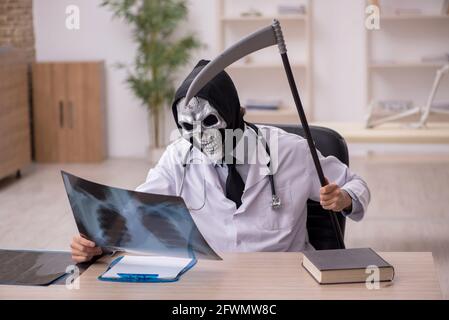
[0,252,442,300]
[312,122,449,144]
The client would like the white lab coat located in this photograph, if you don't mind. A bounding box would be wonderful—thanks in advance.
[136,125,370,253]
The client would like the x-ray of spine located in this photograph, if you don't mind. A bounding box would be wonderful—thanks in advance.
[61,171,221,260]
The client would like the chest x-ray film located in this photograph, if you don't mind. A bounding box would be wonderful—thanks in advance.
[0,249,74,286]
[61,171,221,260]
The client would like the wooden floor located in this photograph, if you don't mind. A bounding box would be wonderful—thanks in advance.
[0,156,448,299]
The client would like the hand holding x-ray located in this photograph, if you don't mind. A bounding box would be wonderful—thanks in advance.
[62,171,221,260]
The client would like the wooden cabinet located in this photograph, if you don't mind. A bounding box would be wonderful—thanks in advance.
[0,48,32,180]
[32,62,106,162]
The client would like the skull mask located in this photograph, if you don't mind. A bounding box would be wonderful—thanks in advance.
[177,97,227,162]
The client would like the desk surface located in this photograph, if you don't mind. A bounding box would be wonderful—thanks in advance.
[0,252,442,300]
[313,122,449,144]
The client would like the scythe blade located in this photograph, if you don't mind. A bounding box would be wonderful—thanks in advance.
[185,24,277,104]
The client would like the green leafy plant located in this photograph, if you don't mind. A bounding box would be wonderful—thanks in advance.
[101,0,201,148]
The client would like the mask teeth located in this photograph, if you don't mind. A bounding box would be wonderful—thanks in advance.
[202,139,218,154]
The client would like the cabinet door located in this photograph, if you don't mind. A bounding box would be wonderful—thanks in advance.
[33,63,62,162]
[64,62,105,162]
[82,62,105,161]
[33,62,105,162]
[62,63,84,162]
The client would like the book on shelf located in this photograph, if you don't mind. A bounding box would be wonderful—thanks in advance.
[244,99,281,111]
[394,8,422,16]
[376,100,414,112]
[421,53,449,64]
[277,4,307,15]
[240,8,262,18]
[370,59,396,65]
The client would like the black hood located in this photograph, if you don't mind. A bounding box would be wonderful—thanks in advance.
[171,59,244,131]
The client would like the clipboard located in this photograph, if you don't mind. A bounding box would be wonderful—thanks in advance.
[98,255,197,283]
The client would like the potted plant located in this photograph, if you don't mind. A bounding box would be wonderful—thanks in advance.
[102,0,200,161]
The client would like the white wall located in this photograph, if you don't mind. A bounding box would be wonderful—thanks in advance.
[34,0,144,157]
[33,0,217,158]
[313,0,366,121]
[33,0,447,157]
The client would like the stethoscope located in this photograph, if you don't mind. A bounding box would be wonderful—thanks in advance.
[178,123,281,211]
[178,148,207,211]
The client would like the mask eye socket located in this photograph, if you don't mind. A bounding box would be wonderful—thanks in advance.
[203,115,219,127]
[181,122,193,131]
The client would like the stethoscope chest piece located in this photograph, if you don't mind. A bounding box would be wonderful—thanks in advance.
[271,194,281,209]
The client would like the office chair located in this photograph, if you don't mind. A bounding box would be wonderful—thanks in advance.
[270,124,349,250]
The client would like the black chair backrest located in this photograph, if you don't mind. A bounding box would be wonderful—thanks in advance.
[268,124,349,250]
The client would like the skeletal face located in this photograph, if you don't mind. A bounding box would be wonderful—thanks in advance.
[177,97,227,162]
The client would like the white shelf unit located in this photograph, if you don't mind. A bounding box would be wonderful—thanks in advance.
[221,13,308,23]
[381,14,449,21]
[217,0,313,124]
[366,0,449,122]
[369,62,447,69]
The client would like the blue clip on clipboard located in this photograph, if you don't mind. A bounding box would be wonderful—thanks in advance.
[98,255,197,283]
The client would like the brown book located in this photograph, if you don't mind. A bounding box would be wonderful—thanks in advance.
[302,248,395,284]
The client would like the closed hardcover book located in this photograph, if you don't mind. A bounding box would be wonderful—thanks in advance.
[302,248,395,284]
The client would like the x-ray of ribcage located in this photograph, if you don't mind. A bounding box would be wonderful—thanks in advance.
[61,171,221,260]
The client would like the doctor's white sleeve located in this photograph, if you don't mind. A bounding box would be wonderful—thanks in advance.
[307,149,371,222]
[135,147,177,196]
